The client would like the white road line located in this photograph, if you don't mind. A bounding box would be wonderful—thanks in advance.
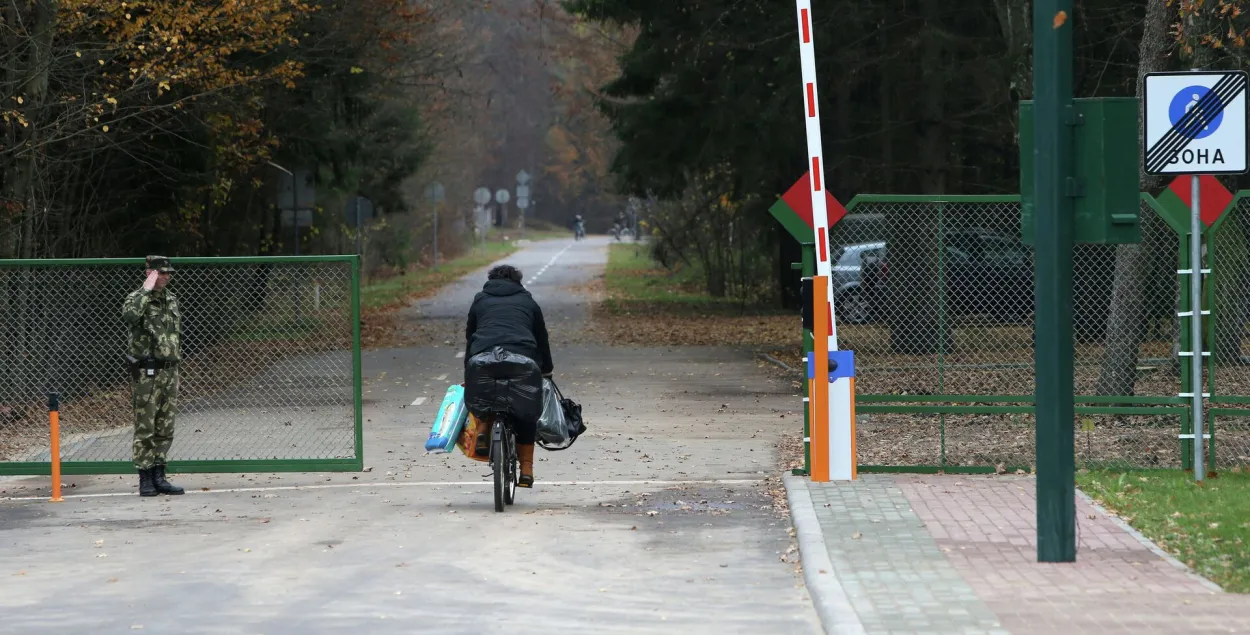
[411,397,427,406]
[0,479,766,502]
[525,244,572,285]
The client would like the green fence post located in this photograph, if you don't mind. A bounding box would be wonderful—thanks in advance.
[796,243,816,476]
[936,202,947,470]
[352,253,365,470]
[1032,0,1077,562]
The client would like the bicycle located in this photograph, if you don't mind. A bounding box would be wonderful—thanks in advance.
[473,411,518,512]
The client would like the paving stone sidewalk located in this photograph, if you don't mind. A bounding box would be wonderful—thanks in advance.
[786,473,1250,635]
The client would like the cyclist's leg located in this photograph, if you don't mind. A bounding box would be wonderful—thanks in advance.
[514,415,537,487]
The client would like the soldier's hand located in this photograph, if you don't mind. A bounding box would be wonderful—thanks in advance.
[143,269,158,291]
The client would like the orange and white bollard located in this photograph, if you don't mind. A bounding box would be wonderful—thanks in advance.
[49,392,63,503]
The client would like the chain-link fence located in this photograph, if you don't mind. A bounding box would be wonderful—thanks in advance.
[0,256,362,475]
[1210,195,1250,469]
[828,195,1198,471]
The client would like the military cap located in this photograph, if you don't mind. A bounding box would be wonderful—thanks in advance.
[146,255,175,273]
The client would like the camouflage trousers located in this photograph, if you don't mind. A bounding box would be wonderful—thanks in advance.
[132,366,179,470]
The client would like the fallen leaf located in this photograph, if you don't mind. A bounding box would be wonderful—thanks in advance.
[852,532,862,540]
[1053,10,1067,28]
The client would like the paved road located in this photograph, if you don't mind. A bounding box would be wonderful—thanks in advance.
[0,237,820,634]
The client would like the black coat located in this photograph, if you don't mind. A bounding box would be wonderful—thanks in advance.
[464,279,553,374]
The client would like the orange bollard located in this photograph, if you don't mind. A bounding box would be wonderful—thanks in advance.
[49,393,63,503]
[810,276,830,482]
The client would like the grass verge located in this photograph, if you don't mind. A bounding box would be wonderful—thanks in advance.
[1077,469,1250,593]
[362,240,519,312]
[582,244,799,348]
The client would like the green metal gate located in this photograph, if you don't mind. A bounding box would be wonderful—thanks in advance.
[0,256,363,475]
[797,193,1250,473]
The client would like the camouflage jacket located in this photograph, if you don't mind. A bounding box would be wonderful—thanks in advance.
[121,287,182,362]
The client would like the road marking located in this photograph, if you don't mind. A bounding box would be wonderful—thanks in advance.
[454,351,465,359]
[411,397,427,406]
[527,244,573,285]
[0,479,766,502]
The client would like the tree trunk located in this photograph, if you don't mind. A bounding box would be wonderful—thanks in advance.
[992,0,1033,101]
[4,0,59,260]
[1094,0,1172,396]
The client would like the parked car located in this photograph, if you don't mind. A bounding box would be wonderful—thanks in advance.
[858,229,1034,323]
[829,241,885,324]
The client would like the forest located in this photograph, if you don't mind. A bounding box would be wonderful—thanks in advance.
[1,0,633,266]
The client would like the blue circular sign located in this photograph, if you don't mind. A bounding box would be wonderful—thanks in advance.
[1169,85,1225,139]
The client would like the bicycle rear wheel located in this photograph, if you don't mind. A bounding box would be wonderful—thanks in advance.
[492,421,506,512]
[503,426,517,506]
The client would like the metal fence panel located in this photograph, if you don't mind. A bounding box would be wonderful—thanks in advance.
[1210,196,1250,468]
[833,196,1192,471]
[0,256,362,475]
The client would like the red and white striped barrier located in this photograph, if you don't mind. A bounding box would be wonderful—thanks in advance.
[794,1,855,481]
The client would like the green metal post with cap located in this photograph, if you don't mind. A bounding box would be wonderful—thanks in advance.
[1032,0,1077,562]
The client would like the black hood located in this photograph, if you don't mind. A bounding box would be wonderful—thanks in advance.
[482,279,526,296]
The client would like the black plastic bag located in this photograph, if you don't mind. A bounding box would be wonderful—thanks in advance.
[536,378,571,449]
[538,379,586,451]
[464,347,543,423]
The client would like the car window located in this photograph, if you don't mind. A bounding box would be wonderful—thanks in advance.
[830,246,846,265]
[982,238,1027,266]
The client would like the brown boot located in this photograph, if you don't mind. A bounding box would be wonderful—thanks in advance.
[517,443,535,488]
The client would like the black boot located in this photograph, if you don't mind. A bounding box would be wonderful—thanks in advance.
[151,465,184,495]
[139,468,158,497]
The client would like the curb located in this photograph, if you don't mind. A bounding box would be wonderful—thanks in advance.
[783,474,866,635]
[1075,488,1224,593]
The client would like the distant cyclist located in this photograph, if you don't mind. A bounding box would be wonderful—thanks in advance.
[463,264,554,487]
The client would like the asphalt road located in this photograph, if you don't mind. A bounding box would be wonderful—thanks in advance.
[0,236,820,635]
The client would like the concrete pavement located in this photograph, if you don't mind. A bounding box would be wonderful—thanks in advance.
[0,236,821,634]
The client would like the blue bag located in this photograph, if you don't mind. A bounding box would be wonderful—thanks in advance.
[425,384,468,453]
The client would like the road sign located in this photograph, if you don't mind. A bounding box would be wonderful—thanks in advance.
[474,187,492,205]
[516,184,530,199]
[280,209,313,227]
[517,196,530,209]
[768,171,847,245]
[1144,70,1248,175]
[1157,174,1235,232]
[495,189,510,204]
[425,182,445,203]
[516,169,531,184]
[343,195,374,228]
[275,168,316,211]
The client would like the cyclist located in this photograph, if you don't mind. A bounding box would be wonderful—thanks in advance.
[463,264,553,487]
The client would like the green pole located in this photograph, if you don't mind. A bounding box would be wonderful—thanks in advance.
[796,243,816,476]
[1032,0,1076,562]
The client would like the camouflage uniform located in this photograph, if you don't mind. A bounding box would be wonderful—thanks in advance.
[121,256,184,495]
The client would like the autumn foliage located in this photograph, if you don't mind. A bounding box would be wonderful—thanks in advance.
[1,0,455,259]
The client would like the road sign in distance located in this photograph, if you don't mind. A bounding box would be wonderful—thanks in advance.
[344,195,375,228]
[474,187,492,205]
